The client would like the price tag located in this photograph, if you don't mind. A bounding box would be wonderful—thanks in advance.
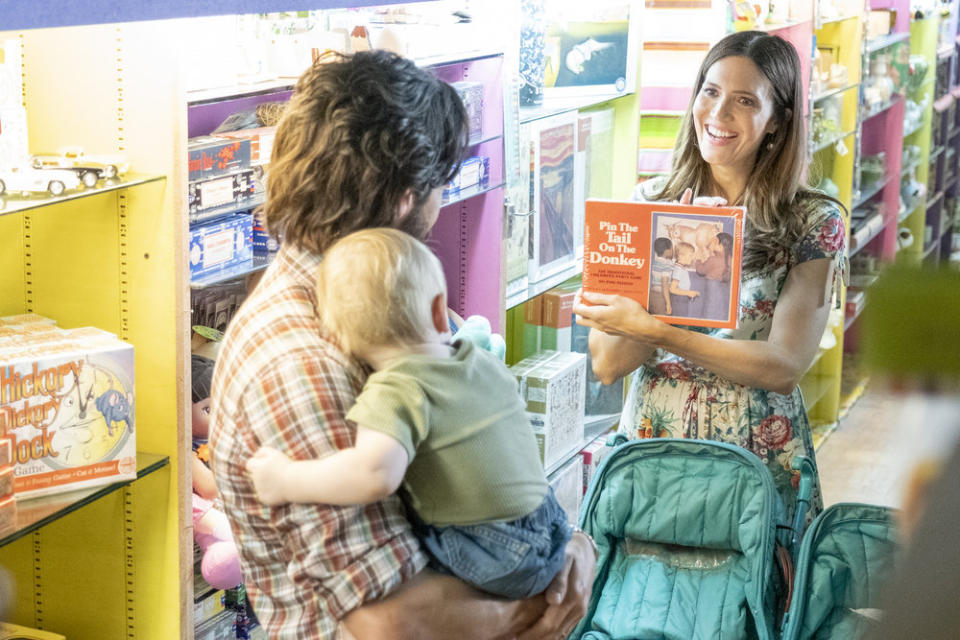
[834,138,848,157]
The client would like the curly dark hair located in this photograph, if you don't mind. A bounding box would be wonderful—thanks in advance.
[264,50,468,253]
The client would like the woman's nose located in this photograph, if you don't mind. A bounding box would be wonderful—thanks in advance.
[710,97,732,120]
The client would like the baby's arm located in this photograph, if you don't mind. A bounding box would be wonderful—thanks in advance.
[669,279,700,299]
[245,426,409,506]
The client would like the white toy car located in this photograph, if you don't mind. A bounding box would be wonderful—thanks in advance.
[0,165,82,196]
[31,146,130,187]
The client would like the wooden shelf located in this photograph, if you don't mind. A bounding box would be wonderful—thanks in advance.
[0,453,169,548]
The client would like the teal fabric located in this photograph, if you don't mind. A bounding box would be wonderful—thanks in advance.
[782,504,897,640]
[573,439,783,640]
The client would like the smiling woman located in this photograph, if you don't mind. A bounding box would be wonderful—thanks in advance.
[575,30,848,525]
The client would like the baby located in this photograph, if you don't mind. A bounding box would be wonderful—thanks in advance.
[246,228,570,600]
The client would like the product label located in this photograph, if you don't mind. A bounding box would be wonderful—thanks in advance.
[203,229,235,268]
[199,177,234,208]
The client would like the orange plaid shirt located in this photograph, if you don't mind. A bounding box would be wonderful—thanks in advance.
[209,244,426,639]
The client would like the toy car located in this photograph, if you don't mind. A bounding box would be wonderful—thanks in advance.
[30,146,130,186]
[0,165,82,196]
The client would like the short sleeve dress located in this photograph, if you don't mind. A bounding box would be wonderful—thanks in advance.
[621,178,847,523]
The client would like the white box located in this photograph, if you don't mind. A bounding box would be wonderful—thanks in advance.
[549,454,584,525]
[580,434,613,495]
[511,350,586,470]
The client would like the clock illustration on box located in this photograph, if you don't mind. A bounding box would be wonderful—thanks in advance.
[46,356,135,468]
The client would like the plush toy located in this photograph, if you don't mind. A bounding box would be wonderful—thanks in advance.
[192,354,242,590]
[452,315,506,361]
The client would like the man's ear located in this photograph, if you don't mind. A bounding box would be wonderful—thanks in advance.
[395,189,416,224]
[431,293,448,335]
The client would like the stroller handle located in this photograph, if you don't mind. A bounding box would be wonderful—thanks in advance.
[790,456,816,548]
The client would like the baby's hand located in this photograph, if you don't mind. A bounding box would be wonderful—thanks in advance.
[245,446,293,506]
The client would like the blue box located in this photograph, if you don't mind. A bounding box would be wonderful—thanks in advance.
[443,155,489,199]
[189,214,253,280]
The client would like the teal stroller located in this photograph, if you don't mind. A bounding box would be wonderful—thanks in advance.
[571,438,897,640]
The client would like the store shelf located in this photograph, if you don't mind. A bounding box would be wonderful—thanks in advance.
[756,19,809,32]
[819,14,858,26]
[800,375,833,409]
[844,304,865,331]
[186,78,295,105]
[520,91,634,125]
[861,94,904,120]
[923,241,940,259]
[899,200,922,223]
[813,82,859,103]
[812,129,856,153]
[847,273,879,289]
[440,180,505,209]
[507,258,584,310]
[0,452,169,548]
[544,415,620,477]
[903,119,925,138]
[414,48,505,69]
[849,217,888,258]
[866,31,910,53]
[937,44,954,60]
[190,255,273,289]
[852,176,892,210]
[0,173,165,217]
[467,132,503,147]
[901,156,923,176]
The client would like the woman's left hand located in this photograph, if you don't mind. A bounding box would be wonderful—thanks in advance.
[574,290,664,342]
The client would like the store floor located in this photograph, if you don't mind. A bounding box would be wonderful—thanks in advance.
[816,387,905,509]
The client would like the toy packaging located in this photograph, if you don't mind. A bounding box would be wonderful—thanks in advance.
[548,453,583,525]
[580,434,613,495]
[188,136,252,182]
[451,81,484,140]
[188,170,257,220]
[194,589,228,626]
[212,127,277,166]
[444,155,489,198]
[0,315,136,500]
[194,609,237,640]
[189,213,254,281]
[511,350,586,470]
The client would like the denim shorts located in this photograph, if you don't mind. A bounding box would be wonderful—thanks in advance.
[414,488,572,599]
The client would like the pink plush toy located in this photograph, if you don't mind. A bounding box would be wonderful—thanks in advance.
[192,354,242,590]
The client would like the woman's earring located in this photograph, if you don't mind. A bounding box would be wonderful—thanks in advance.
[767,141,774,150]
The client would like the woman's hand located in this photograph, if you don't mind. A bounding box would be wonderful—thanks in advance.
[574,290,664,343]
[679,188,728,207]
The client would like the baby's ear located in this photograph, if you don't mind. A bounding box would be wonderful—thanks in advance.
[430,293,448,335]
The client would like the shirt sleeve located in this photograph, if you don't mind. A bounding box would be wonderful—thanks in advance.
[346,371,429,461]
[793,202,846,265]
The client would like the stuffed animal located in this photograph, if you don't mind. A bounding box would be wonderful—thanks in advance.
[452,315,506,361]
[192,354,242,590]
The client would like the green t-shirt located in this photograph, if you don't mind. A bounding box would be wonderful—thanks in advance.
[346,340,548,527]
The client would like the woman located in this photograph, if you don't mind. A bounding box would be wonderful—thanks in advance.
[574,31,846,523]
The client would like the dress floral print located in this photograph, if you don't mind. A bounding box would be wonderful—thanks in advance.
[622,180,846,524]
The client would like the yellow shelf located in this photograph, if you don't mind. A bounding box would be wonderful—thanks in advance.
[800,375,834,409]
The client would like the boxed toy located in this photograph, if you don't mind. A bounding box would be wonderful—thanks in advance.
[452,81,484,140]
[212,127,277,165]
[511,350,586,470]
[188,170,257,220]
[194,609,237,640]
[0,494,15,532]
[0,316,136,499]
[189,214,254,281]
[188,136,252,182]
[0,622,65,640]
[548,454,583,525]
[444,155,489,198]
[580,435,613,495]
[194,589,229,626]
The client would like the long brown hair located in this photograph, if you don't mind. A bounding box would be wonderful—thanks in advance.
[264,50,468,254]
[653,31,843,272]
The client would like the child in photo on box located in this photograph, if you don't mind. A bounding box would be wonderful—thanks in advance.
[245,228,571,600]
[696,231,734,320]
[669,242,701,318]
[649,237,674,315]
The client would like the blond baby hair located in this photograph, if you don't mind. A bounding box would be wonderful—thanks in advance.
[675,242,695,256]
[316,228,447,356]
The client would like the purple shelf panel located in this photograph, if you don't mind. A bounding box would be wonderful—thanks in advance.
[187,90,293,138]
[869,0,911,34]
[431,55,505,142]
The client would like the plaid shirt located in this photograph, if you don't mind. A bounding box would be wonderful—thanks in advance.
[209,244,427,639]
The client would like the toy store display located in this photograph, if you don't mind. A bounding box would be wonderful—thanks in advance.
[863,53,897,115]
[0,314,136,500]
[451,81,484,141]
[510,349,586,470]
[859,152,887,189]
[443,155,490,199]
[812,96,843,147]
[30,146,130,186]
[547,453,582,525]
[188,136,259,224]
[191,280,249,336]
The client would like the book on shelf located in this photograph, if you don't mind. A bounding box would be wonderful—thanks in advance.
[583,199,745,329]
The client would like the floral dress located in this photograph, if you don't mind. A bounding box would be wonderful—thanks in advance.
[621,179,846,524]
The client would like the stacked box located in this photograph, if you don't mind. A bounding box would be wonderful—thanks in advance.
[548,454,583,525]
[0,314,136,499]
[580,435,613,495]
[194,589,228,626]
[212,127,277,165]
[189,213,254,281]
[188,136,252,182]
[540,282,579,351]
[188,170,257,219]
[452,81,484,140]
[194,609,237,640]
[511,351,586,470]
[444,155,489,198]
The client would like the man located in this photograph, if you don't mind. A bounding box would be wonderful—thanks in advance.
[209,50,596,639]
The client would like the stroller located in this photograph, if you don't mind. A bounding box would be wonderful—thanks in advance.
[571,437,897,640]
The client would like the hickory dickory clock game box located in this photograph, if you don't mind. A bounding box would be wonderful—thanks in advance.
[0,314,136,500]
